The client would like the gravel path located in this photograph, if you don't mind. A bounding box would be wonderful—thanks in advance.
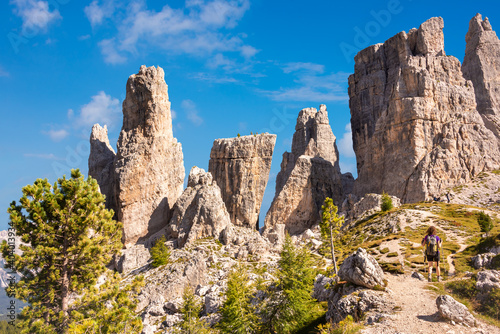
[360,273,500,334]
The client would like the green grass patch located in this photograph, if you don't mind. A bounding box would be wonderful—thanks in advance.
[386,252,398,258]
[379,261,404,275]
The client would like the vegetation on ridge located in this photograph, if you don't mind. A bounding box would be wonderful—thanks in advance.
[1,169,143,334]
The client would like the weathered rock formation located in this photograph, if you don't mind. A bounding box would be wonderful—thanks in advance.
[436,295,477,327]
[326,284,392,324]
[166,167,231,248]
[89,124,116,210]
[476,270,500,293]
[463,14,500,137]
[264,105,343,236]
[349,17,500,203]
[338,248,385,289]
[89,65,185,247]
[208,134,276,230]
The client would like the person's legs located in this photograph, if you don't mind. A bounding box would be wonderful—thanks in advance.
[428,261,434,281]
[436,261,441,280]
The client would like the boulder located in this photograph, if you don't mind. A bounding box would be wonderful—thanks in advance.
[264,105,343,236]
[349,17,500,203]
[208,134,276,229]
[436,295,477,327]
[167,167,232,248]
[313,274,334,302]
[463,14,500,137]
[476,270,500,293]
[338,248,385,289]
[411,271,426,281]
[471,253,496,269]
[325,283,393,324]
[114,65,185,247]
[115,244,150,274]
[88,124,116,211]
[352,193,401,220]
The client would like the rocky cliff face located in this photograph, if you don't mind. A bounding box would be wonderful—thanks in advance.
[166,167,231,248]
[90,65,185,247]
[88,124,116,211]
[208,134,276,230]
[349,17,500,203]
[463,14,500,137]
[264,105,343,236]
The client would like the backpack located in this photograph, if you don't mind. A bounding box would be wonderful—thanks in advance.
[426,235,438,257]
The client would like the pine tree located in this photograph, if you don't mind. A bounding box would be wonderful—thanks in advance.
[261,234,317,333]
[218,266,258,334]
[320,197,344,279]
[1,169,125,334]
[67,273,144,333]
[381,192,393,212]
[174,286,216,334]
[150,235,171,268]
[477,211,494,236]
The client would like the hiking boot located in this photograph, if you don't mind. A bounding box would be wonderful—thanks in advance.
[437,276,442,282]
[428,276,432,282]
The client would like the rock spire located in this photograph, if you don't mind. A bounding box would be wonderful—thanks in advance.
[208,134,276,230]
[264,105,343,236]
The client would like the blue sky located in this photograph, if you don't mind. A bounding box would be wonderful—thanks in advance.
[1,0,499,231]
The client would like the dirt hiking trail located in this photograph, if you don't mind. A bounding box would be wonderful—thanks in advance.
[360,210,500,333]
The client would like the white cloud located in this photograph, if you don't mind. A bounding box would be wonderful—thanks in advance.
[11,0,62,32]
[207,53,236,70]
[240,45,258,58]
[259,72,349,102]
[181,99,203,126]
[84,0,115,27]
[24,153,62,160]
[99,38,127,64]
[94,0,253,64]
[74,91,121,128]
[171,109,177,120]
[79,34,91,40]
[337,123,355,158]
[340,161,356,175]
[192,72,238,83]
[43,129,69,142]
[282,62,324,74]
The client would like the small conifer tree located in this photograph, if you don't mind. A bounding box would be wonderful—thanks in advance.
[478,211,494,236]
[381,192,393,212]
[218,266,258,333]
[150,235,170,268]
[320,197,344,279]
[261,234,317,333]
[174,286,215,334]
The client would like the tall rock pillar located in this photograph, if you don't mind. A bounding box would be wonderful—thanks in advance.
[114,65,185,247]
[208,134,276,230]
[463,13,500,137]
[264,105,343,236]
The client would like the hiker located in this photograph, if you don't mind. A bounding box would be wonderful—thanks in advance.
[421,226,442,282]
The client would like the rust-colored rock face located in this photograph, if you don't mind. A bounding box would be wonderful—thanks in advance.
[349,17,500,203]
[208,134,276,230]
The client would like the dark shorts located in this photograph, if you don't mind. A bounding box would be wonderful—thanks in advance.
[426,254,440,262]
